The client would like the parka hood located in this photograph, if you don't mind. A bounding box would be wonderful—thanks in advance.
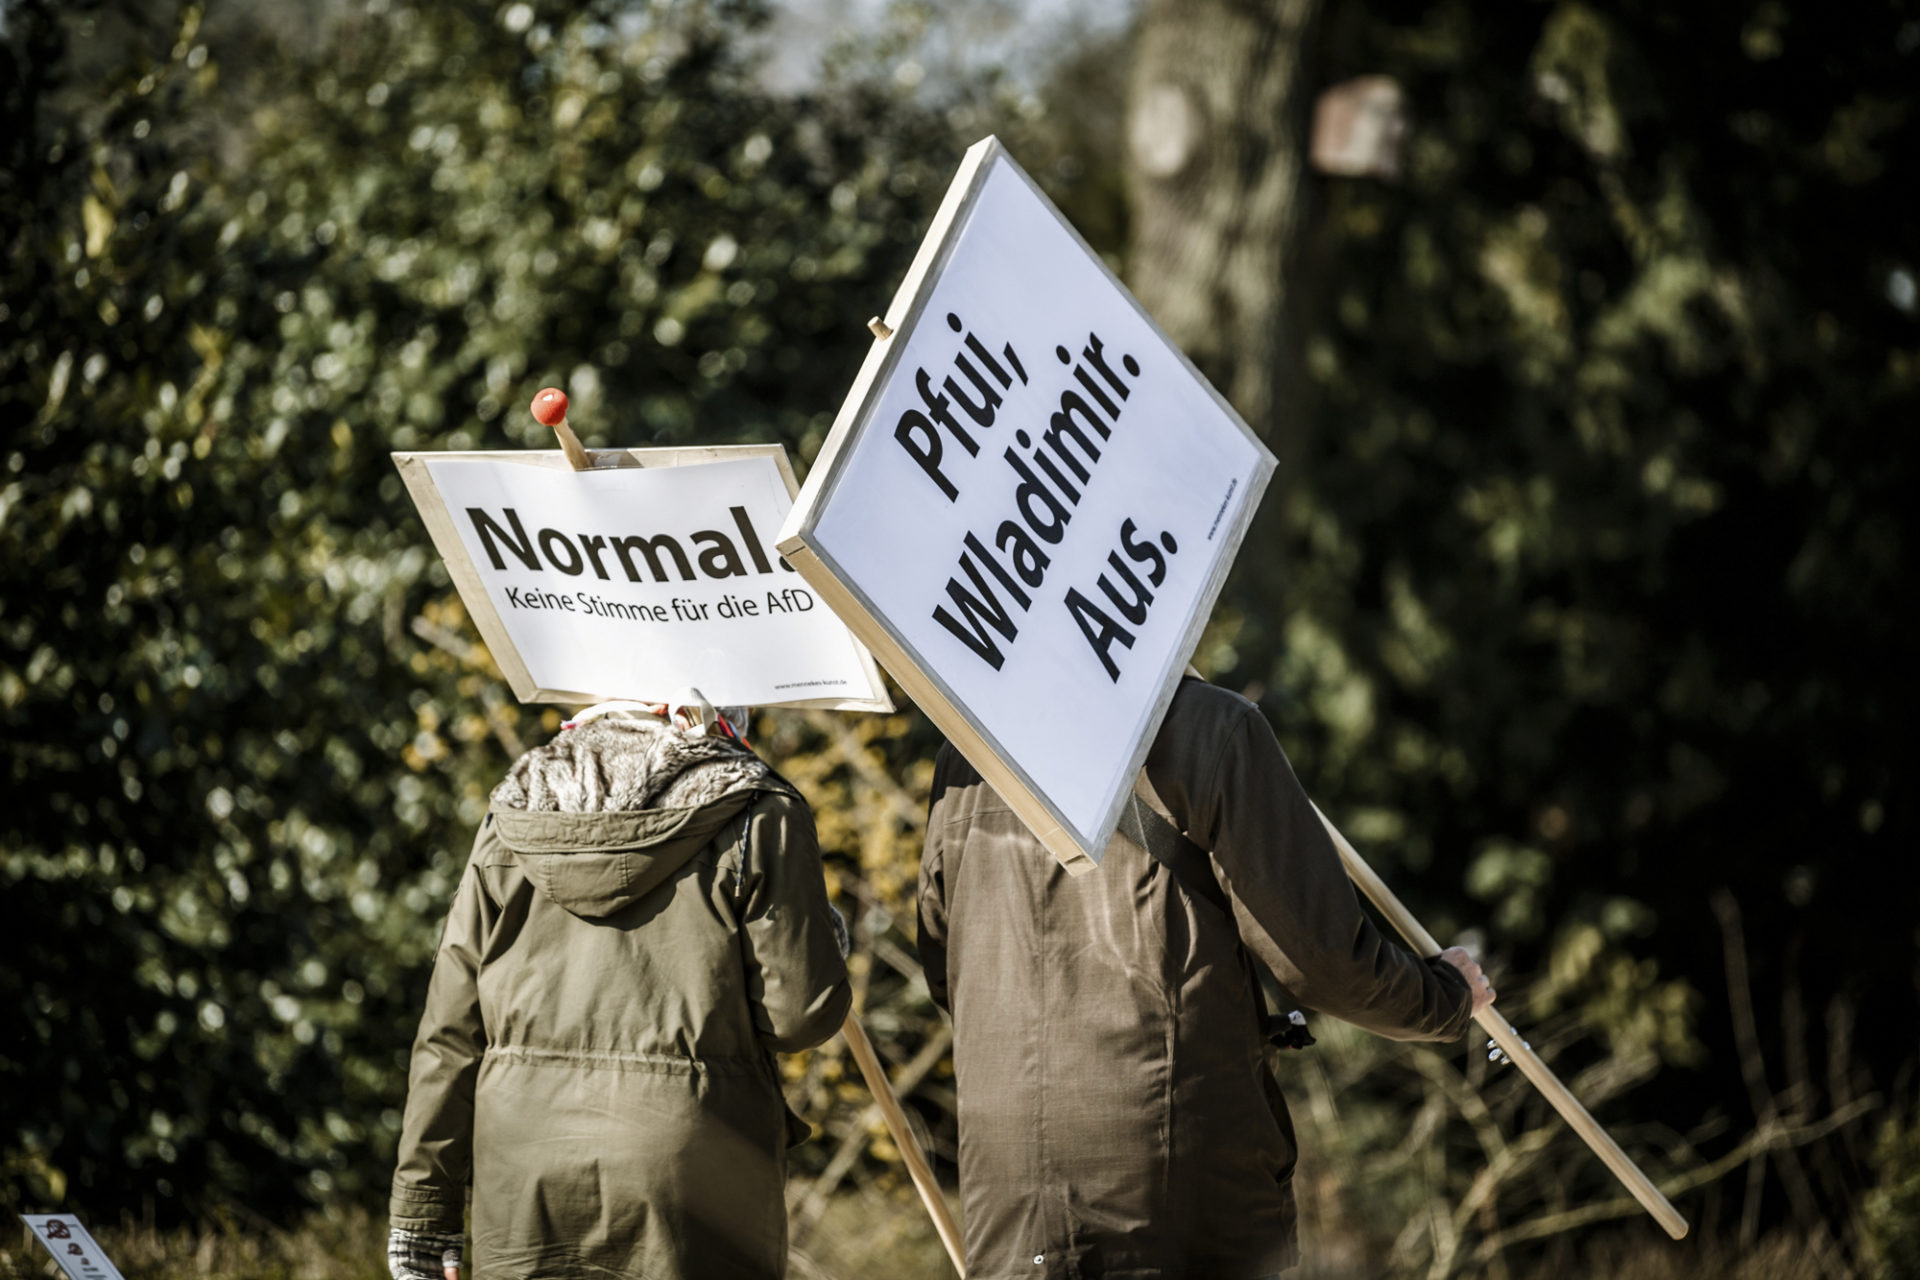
[487,716,792,918]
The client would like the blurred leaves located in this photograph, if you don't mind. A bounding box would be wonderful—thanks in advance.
[1210,0,1917,1145]
[1860,1106,1920,1280]
[1,0,1914,1266]
[0,0,964,1221]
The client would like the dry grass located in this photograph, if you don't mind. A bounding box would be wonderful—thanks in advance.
[790,1180,954,1279]
[2,1206,386,1280]
[0,1204,1875,1280]
[0,1197,952,1280]
[6,881,1903,1279]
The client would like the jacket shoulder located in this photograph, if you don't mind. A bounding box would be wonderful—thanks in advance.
[1142,679,1268,816]
[745,785,812,824]
[726,788,817,866]
[1159,677,1260,744]
[471,813,515,868]
[1172,676,1259,713]
[927,739,1004,827]
[931,738,973,775]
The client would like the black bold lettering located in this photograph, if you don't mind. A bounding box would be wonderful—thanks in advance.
[729,506,775,574]
[578,534,614,580]
[945,355,1003,428]
[467,507,540,571]
[1073,365,1120,419]
[1082,332,1133,400]
[965,331,1013,388]
[895,410,958,501]
[995,519,1051,589]
[1041,410,1102,484]
[1003,449,1071,544]
[613,534,694,583]
[1054,388,1111,443]
[1002,341,1028,385]
[539,528,585,576]
[1098,551,1153,625]
[918,368,978,455]
[1120,518,1168,586]
[932,554,1019,670]
[1065,587,1135,682]
[691,530,748,579]
[964,530,1031,610]
[1029,441,1081,504]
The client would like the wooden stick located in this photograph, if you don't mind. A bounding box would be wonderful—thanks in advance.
[839,1012,966,1275]
[550,418,591,471]
[1310,803,1690,1242]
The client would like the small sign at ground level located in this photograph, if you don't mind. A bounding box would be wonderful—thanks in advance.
[21,1215,126,1280]
[394,447,892,711]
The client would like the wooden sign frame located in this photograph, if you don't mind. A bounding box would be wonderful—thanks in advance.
[778,137,1275,872]
[394,444,894,712]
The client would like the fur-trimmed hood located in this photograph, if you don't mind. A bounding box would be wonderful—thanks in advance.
[491,715,785,814]
[485,716,794,918]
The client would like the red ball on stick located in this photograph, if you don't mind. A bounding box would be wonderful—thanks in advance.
[530,387,570,426]
[530,386,590,469]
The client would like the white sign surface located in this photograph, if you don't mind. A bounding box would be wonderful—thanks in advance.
[21,1216,126,1280]
[394,450,890,710]
[779,138,1274,871]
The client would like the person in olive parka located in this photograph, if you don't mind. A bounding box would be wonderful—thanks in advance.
[919,677,1496,1279]
[387,705,851,1280]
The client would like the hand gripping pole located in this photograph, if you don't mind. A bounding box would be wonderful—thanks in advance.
[1311,803,1689,1241]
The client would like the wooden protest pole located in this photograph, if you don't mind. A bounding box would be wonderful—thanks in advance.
[839,1012,966,1276]
[530,387,592,470]
[1310,803,1690,1241]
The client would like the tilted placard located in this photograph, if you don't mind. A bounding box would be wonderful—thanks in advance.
[779,138,1274,871]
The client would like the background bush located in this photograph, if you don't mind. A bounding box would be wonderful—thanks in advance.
[2,0,1913,1274]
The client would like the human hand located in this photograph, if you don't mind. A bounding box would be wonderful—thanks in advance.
[388,1228,461,1280]
[1439,945,1496,1013]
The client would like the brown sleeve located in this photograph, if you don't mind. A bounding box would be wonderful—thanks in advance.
[915,744,959,1014]
[1169,696,1473,1043]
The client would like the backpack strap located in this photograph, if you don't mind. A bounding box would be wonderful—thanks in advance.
[1116,792,1232,916]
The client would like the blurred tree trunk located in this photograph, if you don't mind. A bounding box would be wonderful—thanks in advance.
[1124,0,1325,490]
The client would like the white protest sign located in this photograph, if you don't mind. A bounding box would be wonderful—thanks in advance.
[21,1215,126,1280]
[778,137,1274,872]
[393,447,891,711]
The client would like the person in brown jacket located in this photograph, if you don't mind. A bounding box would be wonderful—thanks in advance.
[387,706,850,1280]
[917,677,1495,1279]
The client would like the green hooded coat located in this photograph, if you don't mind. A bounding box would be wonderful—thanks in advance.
[389,715,851,1279]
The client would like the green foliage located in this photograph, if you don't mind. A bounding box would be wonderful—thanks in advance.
[1861,1106,1920,1280]
[1228,0,1917,1126]
[0,0,962,1221]
[3,0,1913,1264]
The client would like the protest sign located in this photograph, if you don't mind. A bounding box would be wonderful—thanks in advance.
[393,447,891,711]
[20,1215,125,1280]
[778,137,1275,872]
